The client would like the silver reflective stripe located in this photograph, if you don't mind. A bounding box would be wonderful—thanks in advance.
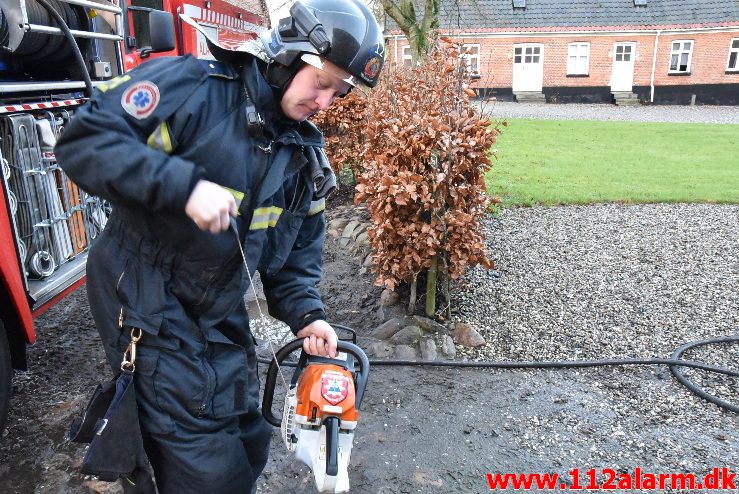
[307,198,325,216]
[249,206,283,230]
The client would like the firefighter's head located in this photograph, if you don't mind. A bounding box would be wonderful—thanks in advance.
[278,57,352,121]
[259,0,385,96]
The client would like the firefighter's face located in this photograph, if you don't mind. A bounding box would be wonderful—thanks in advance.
[280,61,352,121]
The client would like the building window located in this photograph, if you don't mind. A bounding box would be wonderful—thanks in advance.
[514,45,541,64]
[401,45,412,67]
[669,40,693,73]
[461,44,480,76]
[615,43,633,62]
[728,38,739,71]
[567,42,590,75]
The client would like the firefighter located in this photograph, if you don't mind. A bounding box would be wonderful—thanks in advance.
[54,0,384,492]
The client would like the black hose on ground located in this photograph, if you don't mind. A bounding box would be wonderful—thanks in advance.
[34,0,93,97]
[257,328,739,414]
[669,336,739,414]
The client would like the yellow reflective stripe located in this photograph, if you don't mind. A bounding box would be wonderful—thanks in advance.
[146,130,157,149]
[249,206,283,230]
[160,121,173,153]
[223,187,245,212]
[98,74,131,93]
[146,121,173,154]
[307,198,325,216]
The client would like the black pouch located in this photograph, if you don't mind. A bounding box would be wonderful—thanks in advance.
[69,371,145,480]
[69,377,117,444]
[69,327,154,493]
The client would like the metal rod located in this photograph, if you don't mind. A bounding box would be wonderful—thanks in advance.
[0,81,105,92]
[25,24,123,41]
[53,0,122,13]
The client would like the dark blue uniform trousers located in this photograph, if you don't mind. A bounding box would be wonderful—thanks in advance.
[86,224,271,493]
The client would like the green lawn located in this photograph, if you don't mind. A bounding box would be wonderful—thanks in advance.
[486,118,739,206]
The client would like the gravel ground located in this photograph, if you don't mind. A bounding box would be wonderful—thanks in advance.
[450,203,739,484]
[478,101,739,124]
[453,204,739,362]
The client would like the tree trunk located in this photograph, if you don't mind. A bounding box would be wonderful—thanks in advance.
[443,257,451,319]
[425,255,438,317]
[381,0,441,63]
[408,278,417,313]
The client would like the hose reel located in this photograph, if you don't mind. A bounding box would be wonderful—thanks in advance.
[0,0,90,63]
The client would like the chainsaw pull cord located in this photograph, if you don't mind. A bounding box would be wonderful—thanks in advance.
[229,217,290,394]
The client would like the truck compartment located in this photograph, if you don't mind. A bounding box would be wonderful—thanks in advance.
[1,109,109,307]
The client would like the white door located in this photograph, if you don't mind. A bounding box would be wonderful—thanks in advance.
[610,42,636,92]
[512,44,544,92]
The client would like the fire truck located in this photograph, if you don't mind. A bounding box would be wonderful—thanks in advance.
[0,0,269,432]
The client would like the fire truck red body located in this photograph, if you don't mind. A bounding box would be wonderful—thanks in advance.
[0,0,269,431]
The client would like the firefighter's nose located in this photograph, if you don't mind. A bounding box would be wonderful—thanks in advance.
[316,91,335,111]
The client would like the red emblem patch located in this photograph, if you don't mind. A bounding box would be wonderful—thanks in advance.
[321,372,350,406]
[363,56,381,81]
[121,81,160,120]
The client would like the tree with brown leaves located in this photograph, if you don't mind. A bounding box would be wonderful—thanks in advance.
[316,38,501,317]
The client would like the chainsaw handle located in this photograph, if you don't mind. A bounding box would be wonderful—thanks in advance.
[262,339,303,428]
[261,339,370,428]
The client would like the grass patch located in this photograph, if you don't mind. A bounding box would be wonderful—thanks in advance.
[486,118,739,206]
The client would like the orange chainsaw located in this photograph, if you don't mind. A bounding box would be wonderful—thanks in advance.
[262,338,369,493]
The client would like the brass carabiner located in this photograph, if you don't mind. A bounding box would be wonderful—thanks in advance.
[120,327,143,372]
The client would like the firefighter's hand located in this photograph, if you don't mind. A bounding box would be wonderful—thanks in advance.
[296,321,338,358]
[185,180,237,234]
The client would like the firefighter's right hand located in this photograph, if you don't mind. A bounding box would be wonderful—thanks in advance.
[185,180,237,234]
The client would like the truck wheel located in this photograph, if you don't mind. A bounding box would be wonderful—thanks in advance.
[0,319,12,434]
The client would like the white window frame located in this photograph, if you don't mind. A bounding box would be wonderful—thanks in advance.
[727,38,739,72]
[401,45,412,67]
[460,43,481,77]
[513,44,542,65]
[668,39,694,74]
[567,42,590,75]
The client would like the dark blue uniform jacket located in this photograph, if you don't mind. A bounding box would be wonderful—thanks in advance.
[56,54,327,336]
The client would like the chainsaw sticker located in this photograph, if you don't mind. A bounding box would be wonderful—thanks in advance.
[321,372,349,405]
[121,81,160,120]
